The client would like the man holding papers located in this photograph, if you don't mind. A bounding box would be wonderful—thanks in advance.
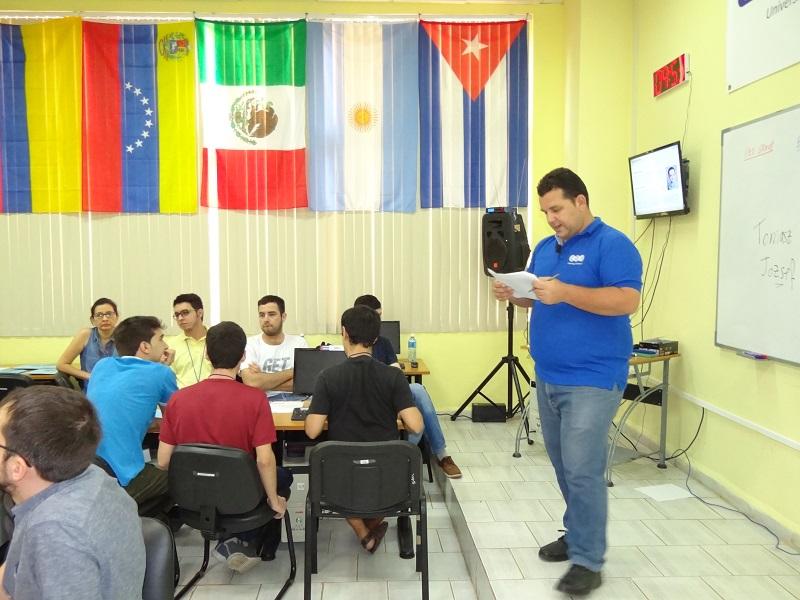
[494,168,642,596]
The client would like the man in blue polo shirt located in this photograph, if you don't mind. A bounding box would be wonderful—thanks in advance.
[494,168,642,596]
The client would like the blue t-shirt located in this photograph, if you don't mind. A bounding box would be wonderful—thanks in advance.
[527,218,642,389]
[87,357,177,486]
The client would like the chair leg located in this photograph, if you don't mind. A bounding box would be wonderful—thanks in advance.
[274,512,296,600]
[419,438,434,483]
[304,505,314,600]
[174,537,210,599]
[419,503,429,600]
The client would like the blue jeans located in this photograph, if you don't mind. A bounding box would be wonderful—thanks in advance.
[535,375,621,572]
[406,383,446,456]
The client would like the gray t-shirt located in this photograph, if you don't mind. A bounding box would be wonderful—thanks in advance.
[3,465,145,600]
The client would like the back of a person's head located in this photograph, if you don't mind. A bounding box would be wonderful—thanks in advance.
[113,316,162,356]
[1,386,101,483]
[257,294,285,314]
[206,321,247,369]
[353,294,381,311]
[341,305,380,347]
[173,293,203,311]
[536,167,590,206]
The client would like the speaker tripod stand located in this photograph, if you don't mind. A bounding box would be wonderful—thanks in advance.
[451,302,533,424]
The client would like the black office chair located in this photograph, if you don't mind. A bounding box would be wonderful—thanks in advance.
[168,444,296,600]
[141,517,175,600]
[53,371,81,390]
[304,440,428,600]
[0,374,33,401]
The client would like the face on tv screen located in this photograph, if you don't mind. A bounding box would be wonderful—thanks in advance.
[629,143,687,218]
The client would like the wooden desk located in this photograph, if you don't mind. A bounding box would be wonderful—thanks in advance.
[398,358,429,384]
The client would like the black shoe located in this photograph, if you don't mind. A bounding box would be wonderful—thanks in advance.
[556,565,602,596]
[538,535,568,562]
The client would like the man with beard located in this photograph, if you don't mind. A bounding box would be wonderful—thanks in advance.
[241,295,309,398]
[0,386,144,600]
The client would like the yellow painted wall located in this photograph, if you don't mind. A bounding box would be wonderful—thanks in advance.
[628,0,800,536]
[555,0,800,537]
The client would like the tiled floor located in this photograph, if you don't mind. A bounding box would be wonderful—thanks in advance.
[174,415,800,599]
[439,415,800,600]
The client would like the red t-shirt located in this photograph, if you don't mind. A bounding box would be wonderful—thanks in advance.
[160,378,276,452]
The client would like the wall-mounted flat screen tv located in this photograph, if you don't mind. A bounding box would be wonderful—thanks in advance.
[629,141,689,219]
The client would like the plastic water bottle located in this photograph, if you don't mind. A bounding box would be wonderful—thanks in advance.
[407,335,417,365]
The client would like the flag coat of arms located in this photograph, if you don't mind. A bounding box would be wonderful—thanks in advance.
[197,20,307,210]
[419,20,528,209]
[82,21,197,213]
[0,17,82,213]
[307,21,418,212]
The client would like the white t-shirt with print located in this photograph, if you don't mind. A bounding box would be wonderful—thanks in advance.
[242,333,309,394]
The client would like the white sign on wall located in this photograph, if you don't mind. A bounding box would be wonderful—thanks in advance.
[727,0,800,92]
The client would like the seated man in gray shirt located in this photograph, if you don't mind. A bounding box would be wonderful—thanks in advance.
[0,386,145,600]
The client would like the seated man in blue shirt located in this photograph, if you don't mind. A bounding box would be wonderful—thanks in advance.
[353,295,461,479]
[87,316,177,515]
[0,386,145,600]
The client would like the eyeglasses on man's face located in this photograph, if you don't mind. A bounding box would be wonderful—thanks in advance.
[173,309,195,320]
[93,311,117,320]
[0,443,31,467]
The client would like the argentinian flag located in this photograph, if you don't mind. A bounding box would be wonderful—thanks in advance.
[307,21,418,212]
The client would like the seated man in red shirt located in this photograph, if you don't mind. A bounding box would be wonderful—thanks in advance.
[157,321,292,573]
[305,306,423,553]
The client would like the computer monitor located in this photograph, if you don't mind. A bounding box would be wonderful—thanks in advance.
[379,320,401,355]
[292,348,347,395]
[628,141,689,219]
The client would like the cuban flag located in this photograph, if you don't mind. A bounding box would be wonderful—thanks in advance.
[419,20,528,209]
[307,21,418,212]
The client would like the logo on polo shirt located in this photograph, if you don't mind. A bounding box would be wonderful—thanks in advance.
[568,254,585,264]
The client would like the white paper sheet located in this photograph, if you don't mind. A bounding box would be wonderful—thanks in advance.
[488,268,538,300]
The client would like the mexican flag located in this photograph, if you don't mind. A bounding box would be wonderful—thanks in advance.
[197,19,307,210]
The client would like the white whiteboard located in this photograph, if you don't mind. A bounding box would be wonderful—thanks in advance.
[717,104,800,364]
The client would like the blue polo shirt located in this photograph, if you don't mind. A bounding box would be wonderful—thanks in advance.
[87,357,177,486]
[527,218,642,389]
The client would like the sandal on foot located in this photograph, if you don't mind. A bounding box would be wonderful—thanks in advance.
[360,521,389,554]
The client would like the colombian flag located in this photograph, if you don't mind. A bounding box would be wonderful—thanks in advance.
[0,18,82,213]
[82,21,197,213]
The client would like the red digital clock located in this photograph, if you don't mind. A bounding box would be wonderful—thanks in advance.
[653,53,688,97]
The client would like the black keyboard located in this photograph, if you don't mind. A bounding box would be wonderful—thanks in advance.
[291,407,309,421]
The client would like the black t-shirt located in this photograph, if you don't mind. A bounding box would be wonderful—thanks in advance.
[309,355,413,442]
[371,336,398,366]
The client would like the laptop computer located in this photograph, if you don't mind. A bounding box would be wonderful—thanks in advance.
[292,348,347,396]
[379,320,401,355]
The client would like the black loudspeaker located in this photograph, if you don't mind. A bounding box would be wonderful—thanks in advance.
[482,209,531,274]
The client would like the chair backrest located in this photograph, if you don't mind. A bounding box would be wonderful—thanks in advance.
[53,372,81,390]
[168,444,266,518]
[141,517,175,600]
[0,374,33,401]
[308,440,422,516]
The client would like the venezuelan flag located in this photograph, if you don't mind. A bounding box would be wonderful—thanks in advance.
[82,21,197,213]
[0,17,82,213]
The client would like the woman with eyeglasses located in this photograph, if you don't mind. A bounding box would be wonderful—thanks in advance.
[56,298,120,386]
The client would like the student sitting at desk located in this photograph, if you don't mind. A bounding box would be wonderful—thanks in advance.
[86,316,177,516]
[354,295,462,479]
[305,306,423,553]
[241,294,308,399]
[158,321,291,572]
[56,297,119,387]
